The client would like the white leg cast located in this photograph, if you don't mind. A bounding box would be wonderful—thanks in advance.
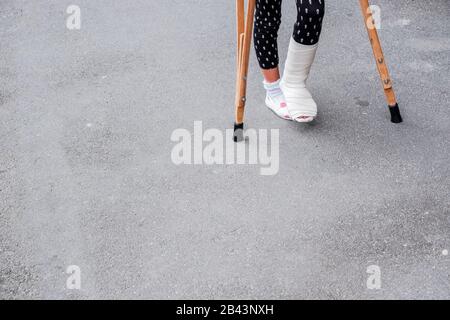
[280,37,319,123]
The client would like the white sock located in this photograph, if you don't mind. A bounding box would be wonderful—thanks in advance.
[263,79,291,120]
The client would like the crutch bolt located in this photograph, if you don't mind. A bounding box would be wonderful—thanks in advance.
[389,103,403,124]
[233,123,245,142]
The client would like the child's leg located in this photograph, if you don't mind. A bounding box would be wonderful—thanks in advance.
[254,0,290,120]
[254,0,282,70]
[281,0,325,122]
[293,0,325,46]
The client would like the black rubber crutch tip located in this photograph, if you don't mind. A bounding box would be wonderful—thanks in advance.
[389,103,403,123]
[233,123,244,142]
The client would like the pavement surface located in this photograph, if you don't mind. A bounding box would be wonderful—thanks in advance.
[0,0,449,299]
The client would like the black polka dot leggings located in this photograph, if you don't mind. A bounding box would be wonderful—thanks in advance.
[254,0,325,69]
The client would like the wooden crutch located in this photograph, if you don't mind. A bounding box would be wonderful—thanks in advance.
[360,0,403,123]
[233,0,256,142]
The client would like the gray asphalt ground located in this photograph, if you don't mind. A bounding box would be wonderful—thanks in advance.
[1,0,449,299]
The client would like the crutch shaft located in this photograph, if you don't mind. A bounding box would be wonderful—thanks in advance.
[360,0,402,123]
[235,0,255,125]
[236,0,244,69]
[360,0,396,105]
